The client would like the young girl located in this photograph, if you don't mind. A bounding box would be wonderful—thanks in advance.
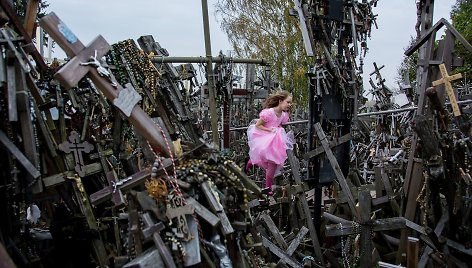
[246,90,295,195]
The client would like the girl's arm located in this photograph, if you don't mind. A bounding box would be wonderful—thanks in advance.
[255,119,275,132]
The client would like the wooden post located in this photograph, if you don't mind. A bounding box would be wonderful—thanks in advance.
[287,150,324,265]
[407,237,419,268]
[24,0,39,37]
[0,241,16,268]
[314,123,359,219]
[67,174,109,266]
[201,0,219,147]
[359,189,372,267]
[39,12,174,157]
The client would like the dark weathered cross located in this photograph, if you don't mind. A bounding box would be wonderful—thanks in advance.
[58,131,93,177]
[325,188,427,267]
[39,12,174,157]
[432,63,463,117]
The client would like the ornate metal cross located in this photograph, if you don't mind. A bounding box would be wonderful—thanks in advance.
[58,131,93,177]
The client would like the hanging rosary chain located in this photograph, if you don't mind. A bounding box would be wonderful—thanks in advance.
[338,222,350,268]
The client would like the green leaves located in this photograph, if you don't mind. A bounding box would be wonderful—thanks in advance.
[215,0,310,107]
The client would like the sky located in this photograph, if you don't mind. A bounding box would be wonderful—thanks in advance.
[43,0,457,91]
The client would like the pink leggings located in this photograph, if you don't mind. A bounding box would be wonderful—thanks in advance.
[246,160,277,190]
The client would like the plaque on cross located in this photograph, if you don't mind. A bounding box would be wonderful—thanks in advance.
[58,131,93,177]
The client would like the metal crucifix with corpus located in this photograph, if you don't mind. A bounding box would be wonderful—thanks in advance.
[39,12,174,157]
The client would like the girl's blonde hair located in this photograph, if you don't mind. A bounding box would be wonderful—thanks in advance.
[263,90,292,109]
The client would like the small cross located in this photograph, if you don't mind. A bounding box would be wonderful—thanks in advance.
[432,63,463,117]
[58,131,94,177]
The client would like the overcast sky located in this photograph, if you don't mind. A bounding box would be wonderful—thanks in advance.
[44,0,456,91]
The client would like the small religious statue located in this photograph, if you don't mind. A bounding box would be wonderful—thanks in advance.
[202,234,233,268]
[80,50,117,87]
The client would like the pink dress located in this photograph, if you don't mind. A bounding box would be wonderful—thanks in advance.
[247,108,295,174]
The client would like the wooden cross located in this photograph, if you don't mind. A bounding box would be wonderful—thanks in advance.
[286,150,325,266]
[201,180,234,235]
[260,212,311,267]
[325,189,427,267]
[140,212,176,268]
[105,170,126,206]
[58,131,93,177]
[39,12,174,157]
[432,63,462,117]
[314,123,360,220]
[261,236,301,268]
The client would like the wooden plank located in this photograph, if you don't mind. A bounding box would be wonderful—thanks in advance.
[379,167,400,214]
[6,50,17,122]
[67,174,109,266]
[217,211,234,235]
[285,226,309,255]
[186,197,220,227]
[201,181,223,212]
[25,72,56,131]
[17,90,42,192]
[325,217,406,236]
[0,241,16,268]
[0,129,40,179]
[261,213,287,250]
[261,236,300,268]
[43,163,102,188]
[359,190,372,267]
[378,262,405,268]
[225,159,261,195]
[24,0,39,37]
[287,150,324,265]
[407,237,419,268]
[418,213,448,268]
[303,133,351,160]
[314,123,359,219]
[446,239,472,256]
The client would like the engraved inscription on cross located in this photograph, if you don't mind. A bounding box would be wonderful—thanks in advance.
[39,12,174,157]
[432,63,463,117]
[58,131,93,177]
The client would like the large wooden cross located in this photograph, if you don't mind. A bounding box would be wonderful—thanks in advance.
[432,63,462,117]
[39,12,174,157]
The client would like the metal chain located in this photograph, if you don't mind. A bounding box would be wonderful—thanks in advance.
[339,222,350,268]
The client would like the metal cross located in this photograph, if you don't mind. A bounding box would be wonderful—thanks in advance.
[58,131,94,177]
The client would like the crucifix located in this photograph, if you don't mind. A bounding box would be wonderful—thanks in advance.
[432,63,463,117]
[58,131,93,177]
[39,12,174,157]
